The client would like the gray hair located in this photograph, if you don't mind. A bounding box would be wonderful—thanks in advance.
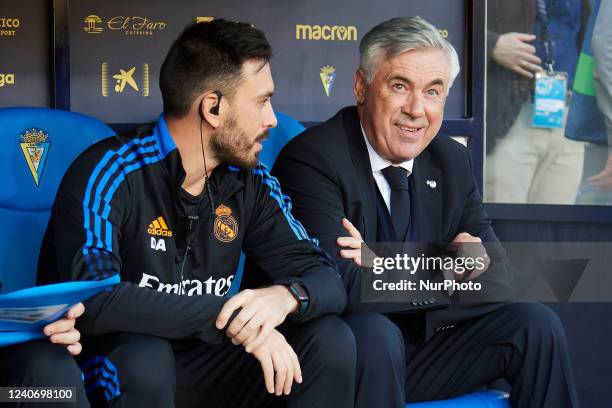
[359,16,460,89]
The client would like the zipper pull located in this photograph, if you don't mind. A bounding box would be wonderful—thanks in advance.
[187,215,199,231]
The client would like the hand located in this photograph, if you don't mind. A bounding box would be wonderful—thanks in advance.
[491,32,543,78]
[337,218,364,266]
[249,329,302,396]
[216,286,298,352]
[587,153,612,191]
[450,233,490,281]
[43,303,85,356]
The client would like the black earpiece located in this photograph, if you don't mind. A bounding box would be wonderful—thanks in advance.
[199,91,223,121]
[209,91,223,115]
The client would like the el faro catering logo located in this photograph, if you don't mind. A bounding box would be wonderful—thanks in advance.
[83,15,103,34]
[296,23,357,41]
[19,128,50,187]
[320,66,336,97]
[101,62,149,97]
[84,14,167,36]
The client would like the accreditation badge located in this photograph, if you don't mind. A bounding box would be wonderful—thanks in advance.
[532,70,568,129]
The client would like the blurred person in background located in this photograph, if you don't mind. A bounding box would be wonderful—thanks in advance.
[566,0,612,204]
[485,0,589,204]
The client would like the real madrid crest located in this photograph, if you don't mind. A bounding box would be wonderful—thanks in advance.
[214,204,238,243]
[19,128,50,186]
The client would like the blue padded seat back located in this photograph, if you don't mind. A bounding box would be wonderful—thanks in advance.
[406,391,510,407]
[258,111,305,169]
[0,107,114,292]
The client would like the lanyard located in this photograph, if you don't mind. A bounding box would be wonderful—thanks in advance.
[536,0,556,73]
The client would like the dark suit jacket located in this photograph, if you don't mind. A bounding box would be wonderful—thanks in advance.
[273,106,517,339]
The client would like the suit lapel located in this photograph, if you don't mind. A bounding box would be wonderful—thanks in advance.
[411,148,442,243]
[343,108,378,242]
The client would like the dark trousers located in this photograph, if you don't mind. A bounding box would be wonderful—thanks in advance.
[81,315,355,408]
[344,303,580,408]
[0,340,90,408]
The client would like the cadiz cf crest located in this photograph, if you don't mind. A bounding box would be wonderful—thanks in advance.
[319,65,336,97]
[214,204,238,243]
[19,128,50,186]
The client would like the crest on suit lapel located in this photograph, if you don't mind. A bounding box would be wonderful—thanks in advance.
[19,128,50,187]
[426,180,437,188]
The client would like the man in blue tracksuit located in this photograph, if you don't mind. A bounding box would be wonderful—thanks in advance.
[28,19,356,407]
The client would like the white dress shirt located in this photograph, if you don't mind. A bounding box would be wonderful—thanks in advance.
[360,123,413,212]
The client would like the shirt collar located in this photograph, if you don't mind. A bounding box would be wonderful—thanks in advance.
[360,122,413,175]
[155,113,178,158]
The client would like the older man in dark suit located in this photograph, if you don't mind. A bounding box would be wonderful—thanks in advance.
[273,16,579,408]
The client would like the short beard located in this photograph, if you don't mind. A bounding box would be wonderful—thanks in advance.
[209,115,268,168]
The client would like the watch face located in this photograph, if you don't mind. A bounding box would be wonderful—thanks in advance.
[291,283,309,301]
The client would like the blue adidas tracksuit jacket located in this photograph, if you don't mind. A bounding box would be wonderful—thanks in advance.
[37,114,346,344]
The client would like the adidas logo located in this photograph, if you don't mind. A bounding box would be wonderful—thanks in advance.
[147,216,173,237]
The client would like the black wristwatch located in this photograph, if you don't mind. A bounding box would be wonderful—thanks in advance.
[286,282,309,316]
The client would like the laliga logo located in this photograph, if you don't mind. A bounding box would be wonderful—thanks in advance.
[0,73,15,87]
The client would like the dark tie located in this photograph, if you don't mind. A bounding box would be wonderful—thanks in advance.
[381,165,411,240]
